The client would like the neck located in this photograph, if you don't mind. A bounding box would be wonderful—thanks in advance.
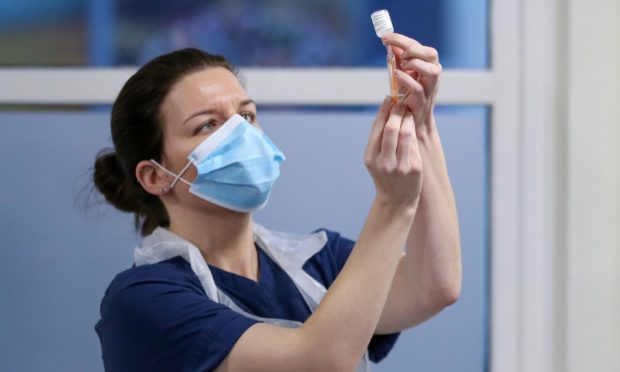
[167,205,259,281]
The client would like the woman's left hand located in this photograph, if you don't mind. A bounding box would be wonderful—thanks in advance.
[373,36,462,337]
[382,33,442,135]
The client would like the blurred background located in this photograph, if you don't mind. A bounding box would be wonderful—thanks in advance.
[0,0,486,68]
[0,1,618,372]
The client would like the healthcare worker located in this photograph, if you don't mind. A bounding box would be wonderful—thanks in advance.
[94,32,461,372]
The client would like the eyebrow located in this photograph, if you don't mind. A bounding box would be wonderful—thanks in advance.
[183,99,256,125]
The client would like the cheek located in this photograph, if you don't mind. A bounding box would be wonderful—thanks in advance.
[182,165,198,183]
[162,135,201,178]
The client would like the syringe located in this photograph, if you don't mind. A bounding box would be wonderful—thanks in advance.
[371,9,401,104]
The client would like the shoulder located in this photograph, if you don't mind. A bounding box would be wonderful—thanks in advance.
[96,257,259,371]
[97,256,210,329]
[103,256,202,300]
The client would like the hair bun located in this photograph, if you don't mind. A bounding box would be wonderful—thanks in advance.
[93,149,140,213]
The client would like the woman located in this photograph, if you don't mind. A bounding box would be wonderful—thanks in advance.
[94,33,461,372]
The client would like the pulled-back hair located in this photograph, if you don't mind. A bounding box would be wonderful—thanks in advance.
[93,48,237,236]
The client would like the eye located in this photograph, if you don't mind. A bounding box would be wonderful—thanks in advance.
[240,111,256,123]
[195,119,218,134]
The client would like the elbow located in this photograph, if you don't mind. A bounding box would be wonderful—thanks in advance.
[426,282,461,312]
[441,285,461,307]
[434,265,462,308]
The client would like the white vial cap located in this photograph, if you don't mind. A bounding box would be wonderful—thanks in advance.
[371,9,394,38]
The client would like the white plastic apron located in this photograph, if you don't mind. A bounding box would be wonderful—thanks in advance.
[134,222,370,372]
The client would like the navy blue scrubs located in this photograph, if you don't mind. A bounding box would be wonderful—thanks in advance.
[95,229,400,371]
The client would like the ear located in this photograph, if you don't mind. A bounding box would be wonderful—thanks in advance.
[135,160,172,196]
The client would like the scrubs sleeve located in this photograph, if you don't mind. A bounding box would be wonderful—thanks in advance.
[95,261,260,372]
[318,229,402,363]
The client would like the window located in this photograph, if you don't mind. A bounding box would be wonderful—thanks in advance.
[0,2,512,371]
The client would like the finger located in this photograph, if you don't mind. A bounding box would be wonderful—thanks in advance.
[391,45,405,68]
[409,112,421,164]
[389,46,408,96]
[380,102,407,158]
[382,33,438,63]
[399,58,441,96]
[374,95,393,126]
[396,109,414,165]
[383,32,422,48]
[394,69,426,107]
[366,97,393,157]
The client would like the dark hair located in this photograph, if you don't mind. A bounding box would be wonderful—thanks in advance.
[93,48,237,236]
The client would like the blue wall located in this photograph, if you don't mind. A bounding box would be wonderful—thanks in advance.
[0,107,488,371]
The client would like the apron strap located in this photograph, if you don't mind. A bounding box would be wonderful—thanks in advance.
[252,222,328,309]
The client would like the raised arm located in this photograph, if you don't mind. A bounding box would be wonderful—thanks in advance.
[216,100,423,371]
[375,33,462,334]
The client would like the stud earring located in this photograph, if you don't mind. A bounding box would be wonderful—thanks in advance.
[160,185,170,194]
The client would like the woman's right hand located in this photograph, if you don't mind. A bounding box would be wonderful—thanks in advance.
[364,97,423,211]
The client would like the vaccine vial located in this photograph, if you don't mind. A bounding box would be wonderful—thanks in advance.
[371,9,394,37]
[371,10,401,103]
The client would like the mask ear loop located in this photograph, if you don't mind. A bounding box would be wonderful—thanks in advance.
[150,159,193,190]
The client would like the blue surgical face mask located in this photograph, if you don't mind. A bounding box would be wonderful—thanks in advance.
[151,114,285,212]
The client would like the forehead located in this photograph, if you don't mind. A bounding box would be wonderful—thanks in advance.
[162,67,247,120]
